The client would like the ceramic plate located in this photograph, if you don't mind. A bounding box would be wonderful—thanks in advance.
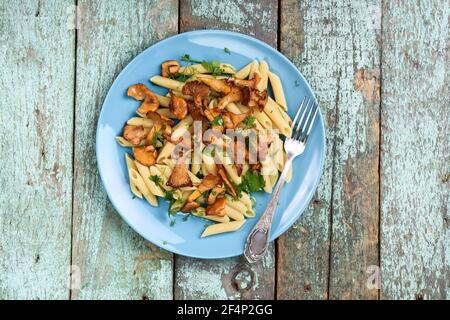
[96,30,325,259]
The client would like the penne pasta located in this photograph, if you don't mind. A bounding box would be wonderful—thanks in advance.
[156,108,176,119]
[134,161,165,197]
[127,117,154,127]
[125,154,142,198]
[249,60,260,78]
[234,62,253,79]
[157,142,176,163]
[222,162,242,185]
[129,168,158,206]
[264,98,291,136]
[225,205,245,221]
[179,63,236,75]
[268,71,287,110]
[155,93,170,107]
[150,76,184,92]
[116,136,134,147]
[171,115,193,141]
[257,60,269,91]
[254,110,273,129]
[201,220,246,238]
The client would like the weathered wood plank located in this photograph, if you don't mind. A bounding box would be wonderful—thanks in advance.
[71,0,178,299]
[0,0,75,299]
[174,0,278,300]
[277,0,381,299]
[380,0,449,300]
[180,0,278,46]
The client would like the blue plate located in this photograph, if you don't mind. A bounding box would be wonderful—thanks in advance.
[96,30,325,259]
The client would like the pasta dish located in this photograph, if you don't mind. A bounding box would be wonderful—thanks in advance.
[116,54,293,237]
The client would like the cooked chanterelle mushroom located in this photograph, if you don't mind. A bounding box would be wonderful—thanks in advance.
[187,174,222,202]
[169,95,188,120]
[218,86,244,109]
[242,87,267,111]
[133,145,157,166]
[206,197,226,216]
[181,201,200,213]
[198,77,231,94]
[161,60,180,78]
[167,164,192,188]
[216,164,237,197]
[127,84,159,114]
[222,111,249,129]
[208,186,224,205]
[182,80,210,107]
[122,124,147,145]
[232,73,260,89]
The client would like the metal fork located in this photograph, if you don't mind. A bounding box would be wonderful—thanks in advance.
[244,96,320,263]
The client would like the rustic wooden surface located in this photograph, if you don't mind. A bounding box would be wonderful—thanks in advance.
[380,0,449,300]
[0,0,448,300]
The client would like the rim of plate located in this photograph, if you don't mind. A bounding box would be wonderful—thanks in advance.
[95,29,326,258]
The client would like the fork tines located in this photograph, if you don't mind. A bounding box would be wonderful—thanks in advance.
[291,96,319,143]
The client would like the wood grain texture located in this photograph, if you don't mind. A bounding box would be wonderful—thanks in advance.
[180,0,278,47]
[380,0,450,300]
[174,0,278,300]
[0,0,75,299]
[71,0,178,300]
[277,0,381,299]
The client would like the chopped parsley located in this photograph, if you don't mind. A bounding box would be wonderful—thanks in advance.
[132,195,137,199]
[152,131,164,148]
[224,47,231,55]
[210,115,224,126]
[170,219,176,227]
[294,79,300,87]
[237,170,265,193]
[164,190,175,202]
[149,175,163,186]
[162,241,168,245]
[201,60,224,76]
[242,115,256,128]
[182,214,190,222]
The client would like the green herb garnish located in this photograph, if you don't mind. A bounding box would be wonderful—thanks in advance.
[224,47,231,54]
[201,60,224,76]
[152,131,164,148]
[294,79,300,87]
[210,115,224,126]
[237,170,265,193]
[149,175,163,186]
[132,195,137,199]
[242,115,256,128]
[182,214,190,222]
[163,241,168,245]
[164,190,175,202]
[170,219,176,227]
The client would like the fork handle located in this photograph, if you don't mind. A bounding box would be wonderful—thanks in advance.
[244,159,292,263]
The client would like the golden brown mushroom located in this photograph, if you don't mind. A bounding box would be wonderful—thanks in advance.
[231,73,260,89]
[198,77,231,94]
[186,174,222,203]
[217,165,237,197]
[169,95,188,120]
[241,87,267,111]
[182,80,210,107]
[207,186,224,205]
[167,164,192,188]
[161,60,180,77]
[133,146,157,166]
[206,197,226,216]
[217,86,244,109]
[181,201,200,213]
[122,124,147,145]
[127,84,159,114]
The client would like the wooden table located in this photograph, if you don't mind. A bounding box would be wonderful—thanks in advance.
[1,0,448,300]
